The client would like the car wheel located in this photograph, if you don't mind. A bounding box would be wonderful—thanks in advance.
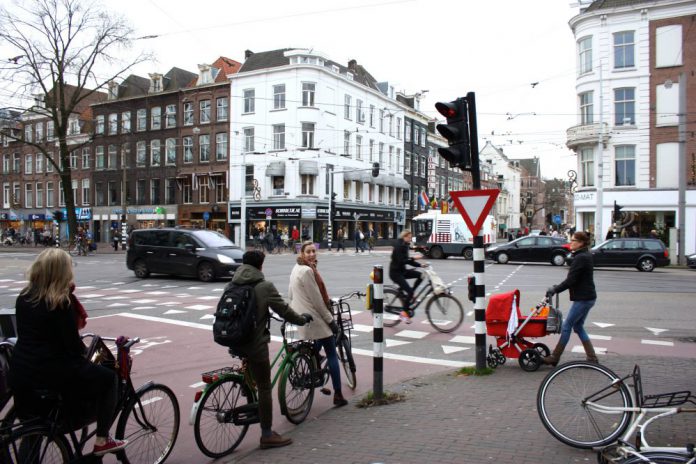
[429,246,445,260]
[496,252,509,264]
[637,257,655,272]
[551,253,566,266]
[133,259,150,278]
[462,248,473,260]
[198,261,216,282]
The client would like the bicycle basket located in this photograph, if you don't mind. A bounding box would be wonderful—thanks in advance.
[426,269,447,295]
[546,306,563,334]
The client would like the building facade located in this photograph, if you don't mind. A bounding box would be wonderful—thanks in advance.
[479,141,522,233]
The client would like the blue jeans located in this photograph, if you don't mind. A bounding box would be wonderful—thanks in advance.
[559,299,596,345]
[314,336,342,394]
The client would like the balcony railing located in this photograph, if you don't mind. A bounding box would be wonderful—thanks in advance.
[566,122,610,149]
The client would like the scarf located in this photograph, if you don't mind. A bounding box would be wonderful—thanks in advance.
[297,256,330,306]
[69,283,88,330]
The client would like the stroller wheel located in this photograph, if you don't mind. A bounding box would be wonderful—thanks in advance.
[518,349,541,372]
[486,353,498,368]
[495,352,506,365]
[533,343,550,358]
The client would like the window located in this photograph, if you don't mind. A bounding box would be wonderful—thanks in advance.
[272,176,284,195]
[200,100,211,124]
[344,131,351,157]
[35,153,44,173]
[243,127,254,152]
[405,120,411,142]
[215,176,226,203]
[136,141,146,166]
[182,177,193,204]
[165,104,176,128]
[120,111,130,133]
[94,182,103,206]
[656,25,682,68]
[615,145,635,186]
[344,94,352,119]
[183,136,193,163]
[580,148,594,187]
[388,114,393,136]
[378,185,384,203]
[245,165,254,195]
[81,148,89,169]
[199,178,209,203]
[35,123,43,142]
[107,145,117,169]
[301,175,314,195]
[273,85,286,110]
[272,124,285,150]
[388,146,393,169]
[136,180,145,205]
[96,146,105,169]
[580,91,594,125]
[614,87,635,125]
[82,179,90,205]
[46,121,54,140]
[46,181,54,207]
[216,133,227,161]
[614,31,634,69]
[368,140,374,162]
[420,155,426,177]
[302,83,315,107]
[396,148,401,173]
[199,134,210,162]
[396,118,402,140]
[165,138,176,165]
[46,153,53,172]
[58,181,64,206]
[414,126,420,145]
[2,183,8,208]
[121,144,129,168]
[149,140,160,166]
[302,123,314,149]
[216,97,228,121]
[355,181,362,201]
[356,135,362,160]
[243,89,255,113]
[136,109,147,131]
[325,164,333,195]
[96,115,105,134]
[183,102,193,125]
[24,125,32,142]
[356,99,363,123]
[379,109,384,133]
[150,179,160,204]
[25,154,32,174]
[148,107,160,130]
[108,113,118,134]
[2,154,9,173]
[165,178,176,204]
[24,183,32,208]
[578,36,592,75]
[421,128,427,146]
[35,183,43,208]
[369,105,375,127]
[378,142,384,165]
[68,118,79,135]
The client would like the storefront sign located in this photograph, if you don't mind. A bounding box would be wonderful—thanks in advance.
[62,207,92,220]
[111,207,163,215]
[317,206,396,221]
[28,214,46,220]
[0,213,8,220]
[228,207,241,220]
[247,206,301,220]
[574,192,595,202]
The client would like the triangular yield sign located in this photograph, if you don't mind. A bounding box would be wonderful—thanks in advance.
[449,189,500,236]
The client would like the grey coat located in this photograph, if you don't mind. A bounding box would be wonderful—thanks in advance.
[288,264,333,340]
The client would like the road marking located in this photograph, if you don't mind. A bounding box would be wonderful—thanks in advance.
[351,324,373,333]
[81,294,104,298]
[442,345,469,354]
[187,286,203,290]
[186,304,214,311]
[385,339,411,347]
[449,335,476,344]
[641,339,674,347]
[103,296,128,300]
[107,303,129,308]
[588,334,612,341]
[163,309,186,315]
[593,322,615,328]
[156,302,180,306]
[189,381,206,389]
[394,330,429,339]
[197,296,219,300]
[119,289,141,293]
[76,285,96,290]
[645,327,668,336]
[132,306,155,310]
[200,314,214,320]
[146,291,168,295]
[571,345,607,355]
[131,299,157,304]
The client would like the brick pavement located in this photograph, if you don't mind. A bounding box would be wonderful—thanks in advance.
[224,353,696,464]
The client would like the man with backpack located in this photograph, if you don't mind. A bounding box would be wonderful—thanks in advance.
[216,250,312,449]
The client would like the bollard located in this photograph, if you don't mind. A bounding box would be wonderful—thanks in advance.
[473,230,487,370]
[372,265,383,400]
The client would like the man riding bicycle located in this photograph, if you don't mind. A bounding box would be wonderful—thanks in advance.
[389,230,427,324]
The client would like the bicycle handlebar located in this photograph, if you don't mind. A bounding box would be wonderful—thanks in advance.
[332,291,365,303]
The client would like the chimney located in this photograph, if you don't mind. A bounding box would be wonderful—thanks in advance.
[245,49,254,59]
[348,59,357,71]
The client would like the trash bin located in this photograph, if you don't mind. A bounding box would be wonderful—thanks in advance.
[0,308,17,339]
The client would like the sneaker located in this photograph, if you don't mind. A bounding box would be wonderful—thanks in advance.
[333,393,348,407]
[399,311,412,324]
[260,431,293,449]
[93,437,128,456]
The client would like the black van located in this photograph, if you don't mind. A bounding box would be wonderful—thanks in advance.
[126,228,243,282]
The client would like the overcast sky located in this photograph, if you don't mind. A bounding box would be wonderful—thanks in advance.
[4,0,587,180]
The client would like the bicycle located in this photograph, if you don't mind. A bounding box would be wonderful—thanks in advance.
[382,265,465,333]
[0,334,180,464]
[537,361,696,456]
[190,318,315,459]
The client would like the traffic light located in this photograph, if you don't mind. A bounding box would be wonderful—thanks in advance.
[330,192,337,220]
[613,201,623,222]
[372,162,380,177]
[435,97,471,170]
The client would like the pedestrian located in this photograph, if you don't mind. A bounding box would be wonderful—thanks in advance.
[542,231,598,366]
[289,242,348,407]
[290,225,300,253]
[516,229,523,239]
[649,229,659,239]
[335,228,345,252]
[605,229,614,240]
[628,225,639,238]
[367,226,376,251]
[112,229,120,252]
[226,250,312,449]
[8,249,128,456]
[354,228,365,253]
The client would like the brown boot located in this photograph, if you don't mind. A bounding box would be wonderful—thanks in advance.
[582,339,598,363]
[259,431,292,449]
[333,392,348,407]
[542,343,566,366]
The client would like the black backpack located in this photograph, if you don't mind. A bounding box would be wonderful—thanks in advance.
[213,282,259,348]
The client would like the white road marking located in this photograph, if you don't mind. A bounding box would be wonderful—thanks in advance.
[187,286,203,290]
[394,330,429,339]
[132,306,155,310]
[163,309,186,315]
[131,299,157,304]
[588,334,612,341]
[442,345,469,354]
[156,302,180,306]
[449,335,476,344]
[81,294,104,298]
[385,339,411,347]
[186,304,214,311]
[641,339,674,347]
[76,285,96,290]
[645,327,668,336]
[197,296,219,300]
[571,345,607,355]
[119,289,141,293]
[103,296,128,300]
[199,314,215,320]
[189,381,206,389]
[351,324,373,333]
[107,303,129,307]
[593,322,615,328]
[146,291,168,295]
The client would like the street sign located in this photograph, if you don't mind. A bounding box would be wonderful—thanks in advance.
[203,212,210,221]
[449,189,500,236]
[553,214,561,224]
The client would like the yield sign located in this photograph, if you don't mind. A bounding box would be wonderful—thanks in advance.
[450,189,500,236]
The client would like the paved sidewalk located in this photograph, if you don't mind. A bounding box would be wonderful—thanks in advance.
[226,353,696,464]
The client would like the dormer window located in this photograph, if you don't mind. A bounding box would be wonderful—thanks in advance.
[197,64,213,85]
[346,73,354,81]
[332,65,340,73]
[68,118,80,135]
[149,73,163,93]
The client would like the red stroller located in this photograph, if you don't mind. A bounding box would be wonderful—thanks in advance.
[485,289,563,372]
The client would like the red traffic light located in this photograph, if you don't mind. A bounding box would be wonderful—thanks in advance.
[435,101,459,119]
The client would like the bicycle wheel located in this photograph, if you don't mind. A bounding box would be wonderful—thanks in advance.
[278,352,314,425]
[193,377,252,459]
[115,383,180,464]
[337,335,357,390]
[5,425,71,464]
[620,451,693,463]
[382,287,404,328]
[425,293,465,333]
[537,361,633,449]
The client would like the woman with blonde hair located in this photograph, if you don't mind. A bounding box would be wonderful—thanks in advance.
[288,241,348,407]
[9,248,128,456]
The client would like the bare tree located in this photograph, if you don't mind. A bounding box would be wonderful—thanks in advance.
[0,0,149,243]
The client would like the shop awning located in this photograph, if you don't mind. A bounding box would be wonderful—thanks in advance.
[299,160,319,175]
[359,171,374,183]
[393,176,410,189]
[343,170,360,181]
[265,161,285,177]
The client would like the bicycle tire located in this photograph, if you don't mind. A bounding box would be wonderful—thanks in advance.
[4,424,71,464]
[382,287,404,328]
[193,377,252,459]
[278,351,314,425]
[337,335,357,390]
[620,451,694,463]
[537,361,633,449]
[115,383,180,464]
[425,293,464,333]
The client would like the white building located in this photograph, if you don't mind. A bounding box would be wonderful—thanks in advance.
[479,141,522,231]
[567,0,696,256]
[227,49,409,246]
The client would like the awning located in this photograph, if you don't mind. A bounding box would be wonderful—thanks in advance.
[360,171,374,183]
[343,170,360,181]
[393,176,410,189]
[299,160,319,175]
[265,161,285,177]
[382,176,396,187]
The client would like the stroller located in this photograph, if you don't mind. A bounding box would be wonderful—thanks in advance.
[485,289,563,372]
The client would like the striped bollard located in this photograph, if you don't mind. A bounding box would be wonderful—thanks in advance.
[372,265,383,400]
[473,231,487,370]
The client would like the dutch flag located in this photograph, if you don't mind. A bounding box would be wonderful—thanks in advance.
[418,190,429,208]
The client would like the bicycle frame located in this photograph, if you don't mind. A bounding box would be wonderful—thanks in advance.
[385,274,434,314]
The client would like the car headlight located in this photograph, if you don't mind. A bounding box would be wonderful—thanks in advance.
[217,254,234,264]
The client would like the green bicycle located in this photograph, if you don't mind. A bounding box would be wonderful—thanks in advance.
[190,318,314,459]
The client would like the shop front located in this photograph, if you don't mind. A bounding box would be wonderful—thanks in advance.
[0,210,55,240]
[318,205,404,246]
[178,204,228,234]
[93,206,176,243]
[229,204,303,245]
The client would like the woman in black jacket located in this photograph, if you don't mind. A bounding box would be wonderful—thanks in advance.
[542,231,598,366]
[389,230,426,323]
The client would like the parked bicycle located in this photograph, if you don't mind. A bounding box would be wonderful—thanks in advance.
[382,265,465,333]
[537,361,695,459]
[0,334,180,464]
[190,317,314,459]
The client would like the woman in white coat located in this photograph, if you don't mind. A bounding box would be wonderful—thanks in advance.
[288,241,347,407]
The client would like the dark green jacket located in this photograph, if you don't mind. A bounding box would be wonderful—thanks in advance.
[228,264,305,358]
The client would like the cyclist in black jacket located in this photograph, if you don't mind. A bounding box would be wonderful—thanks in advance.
[389,230,427,323]
[542,231,598,366]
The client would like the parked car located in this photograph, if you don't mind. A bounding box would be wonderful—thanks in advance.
[686,253,696,269]
[587,238,669,272]
[127,228,243,282]
[485,236,569,266]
